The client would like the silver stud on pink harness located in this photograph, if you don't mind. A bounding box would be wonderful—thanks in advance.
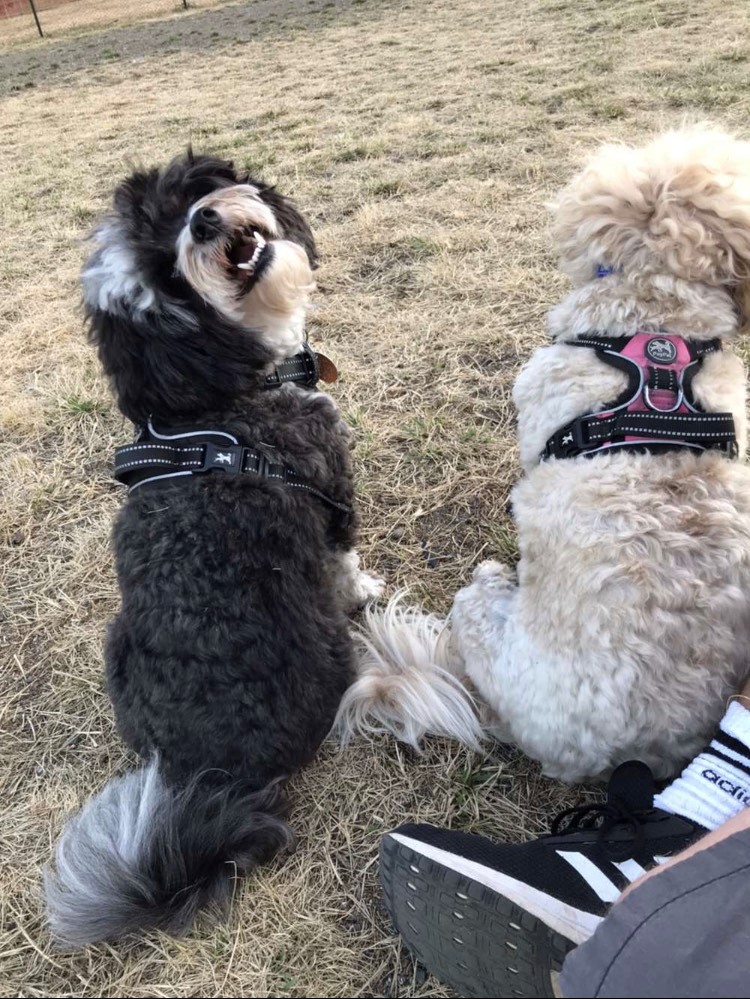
[541,333,738,461]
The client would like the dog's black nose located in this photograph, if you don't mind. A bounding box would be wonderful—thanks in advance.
[190,206,222,243]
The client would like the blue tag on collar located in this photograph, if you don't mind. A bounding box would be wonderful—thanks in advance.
[595,264,622,278]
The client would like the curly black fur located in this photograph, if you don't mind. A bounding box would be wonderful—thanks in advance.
[44,152,357,949]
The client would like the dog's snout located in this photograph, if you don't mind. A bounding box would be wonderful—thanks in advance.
[190,206,222,243]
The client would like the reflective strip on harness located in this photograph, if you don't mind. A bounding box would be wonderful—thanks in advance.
[542,333,737,461]
[113,431,351,522]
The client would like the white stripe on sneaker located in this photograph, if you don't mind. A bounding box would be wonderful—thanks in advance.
[556,851,621,902]
[390,833,604,946]
[613,858,648,882]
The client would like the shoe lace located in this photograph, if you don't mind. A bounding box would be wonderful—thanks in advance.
[550,798,647,860]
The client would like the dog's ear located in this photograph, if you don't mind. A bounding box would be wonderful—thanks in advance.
[552,128,750,302]
[113,166,161,230]
[86,301,272,424]
[179,150,243,197]
[256,184,319,269]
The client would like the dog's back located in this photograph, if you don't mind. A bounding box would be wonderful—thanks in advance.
[453,127,750,782]
[505,441,750,780]
[108,411,355,787]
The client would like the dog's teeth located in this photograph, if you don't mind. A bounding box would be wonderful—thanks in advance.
[235,233,266,273]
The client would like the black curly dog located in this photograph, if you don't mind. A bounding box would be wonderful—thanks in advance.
[44,152,380,948]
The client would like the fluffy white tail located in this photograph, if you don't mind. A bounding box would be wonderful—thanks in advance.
[334,592,483,751]
[44,759,292,949]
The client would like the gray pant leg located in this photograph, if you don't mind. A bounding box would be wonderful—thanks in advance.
[560,827,750,998]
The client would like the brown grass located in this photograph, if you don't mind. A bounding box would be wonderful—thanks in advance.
[2,0,750,994]
[0,0,226,49]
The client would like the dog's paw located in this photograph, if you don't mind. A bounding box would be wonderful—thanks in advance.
[334,550,386,611]
[349,569,386,608]
[472,559,515,585]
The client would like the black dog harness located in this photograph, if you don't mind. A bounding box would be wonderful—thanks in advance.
[542,333,738,461]
[113,346,351,520]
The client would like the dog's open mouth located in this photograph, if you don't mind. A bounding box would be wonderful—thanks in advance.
[226,227,272,289]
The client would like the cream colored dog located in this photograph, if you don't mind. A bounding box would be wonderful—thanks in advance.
[337,127,750,782]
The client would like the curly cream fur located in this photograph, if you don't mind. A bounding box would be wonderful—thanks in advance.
[450,127,750,782]
[176,186,314,358]
[551,127,750,301]
[330,127,750,780]
[333,592,483,751]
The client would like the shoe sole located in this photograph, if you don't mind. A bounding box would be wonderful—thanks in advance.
[380,832,579,999]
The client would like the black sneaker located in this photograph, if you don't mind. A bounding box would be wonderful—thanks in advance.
[379,762,705,999]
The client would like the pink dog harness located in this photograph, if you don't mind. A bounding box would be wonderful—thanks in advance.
[542,333,738,461]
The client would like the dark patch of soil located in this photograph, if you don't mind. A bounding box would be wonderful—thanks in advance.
[0,0,377,97]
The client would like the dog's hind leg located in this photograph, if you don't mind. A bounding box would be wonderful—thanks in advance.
[450,560,518,743]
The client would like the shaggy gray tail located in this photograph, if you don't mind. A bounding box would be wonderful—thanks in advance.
[334,591,484,752]
[43,759,293,949]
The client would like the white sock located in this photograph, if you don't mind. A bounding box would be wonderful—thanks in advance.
[654,701,750,831]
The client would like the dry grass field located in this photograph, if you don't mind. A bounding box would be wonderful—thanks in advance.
[2,0,750,995]
[0,0,226,49]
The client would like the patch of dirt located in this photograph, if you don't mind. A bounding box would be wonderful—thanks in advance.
[0,0,367,96]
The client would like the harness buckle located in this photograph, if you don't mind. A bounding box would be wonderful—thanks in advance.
[201,442,245,474]
[300,341,320,386]
[572,419,592,450]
